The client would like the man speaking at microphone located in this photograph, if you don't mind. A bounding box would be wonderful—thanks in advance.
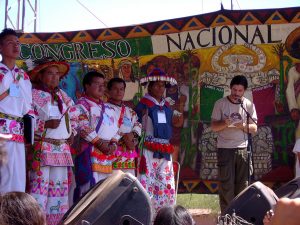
[211,75,258,214]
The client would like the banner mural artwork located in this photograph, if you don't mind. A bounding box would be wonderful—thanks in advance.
[17,7,300,193]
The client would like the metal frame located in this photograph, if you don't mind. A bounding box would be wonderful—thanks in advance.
[4,0,38,32]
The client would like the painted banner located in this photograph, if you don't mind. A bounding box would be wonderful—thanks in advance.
[17,7,300,193]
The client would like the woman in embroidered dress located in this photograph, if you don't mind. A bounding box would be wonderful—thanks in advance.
[27,58,76,225]
[135,68,181,215]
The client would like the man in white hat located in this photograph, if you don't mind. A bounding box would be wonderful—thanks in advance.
[135,68,181,215]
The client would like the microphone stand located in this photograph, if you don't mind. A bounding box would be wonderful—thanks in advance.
[239,99,257,184]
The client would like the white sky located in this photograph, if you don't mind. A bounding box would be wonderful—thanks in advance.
[0,0,300,33]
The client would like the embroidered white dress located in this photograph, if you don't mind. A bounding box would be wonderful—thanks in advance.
[29,88,75,225]
[106,102,142,175]
[0,63,33,193]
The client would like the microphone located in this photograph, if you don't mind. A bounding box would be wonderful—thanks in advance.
[237,98,243,104]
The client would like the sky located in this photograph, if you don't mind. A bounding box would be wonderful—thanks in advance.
[0,0,300,33]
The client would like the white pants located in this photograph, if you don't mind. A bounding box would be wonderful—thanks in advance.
[0,141,26,193]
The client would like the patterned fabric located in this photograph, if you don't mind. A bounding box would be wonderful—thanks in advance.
[136,94,174,160]
[139,149,175,214]
[0,112,23,122]
[32,88,75,135]
[106,102,142,170]
[29,166,72,225]
[0,64,33,141]
[40,142,73,166]
[28,88,75,172]
[143,139,174,154]
[71,96,105,201]
[28,87,75,225]
[34,84,64,114]
[0,63,32,193]
[0,118,24,140]
[10,134,24,143]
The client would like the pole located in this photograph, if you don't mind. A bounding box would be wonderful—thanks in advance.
[22,0,26,32]
[34,0,38,32]
[4,0,9,28]
[239,100,257,184]
[17,0,21,30]
[246,111,253,184]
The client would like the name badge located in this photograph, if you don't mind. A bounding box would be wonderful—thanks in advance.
[90,106,100,117]
[9,83,20,97]
[123,117,132,127]
[157,111,167,124]
[49,105,61,118]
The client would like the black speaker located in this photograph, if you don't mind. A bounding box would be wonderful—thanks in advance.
[224,181,278,225]
[275,177,300,199]
[60,171,152,225]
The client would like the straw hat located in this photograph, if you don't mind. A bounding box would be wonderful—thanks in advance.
[140,68,177,86]
[285,27,300,60]
[26,58,70,83]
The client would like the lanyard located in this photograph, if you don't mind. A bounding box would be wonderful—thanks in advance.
[118,105,126,128]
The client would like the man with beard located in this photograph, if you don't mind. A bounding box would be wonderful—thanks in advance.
[211,75,257,214]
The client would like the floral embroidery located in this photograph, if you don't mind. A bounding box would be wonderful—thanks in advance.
[139,150,176,214]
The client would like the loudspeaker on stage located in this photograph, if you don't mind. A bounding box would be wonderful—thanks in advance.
[224,181,278,225]
[275,177,300,199]
[60,171,152,225]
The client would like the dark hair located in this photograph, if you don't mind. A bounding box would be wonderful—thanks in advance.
[0,28,18,44]
[147,81,170,90]
[0,192,46,225]
[107,77,126,90]
[82,71,105,91]
[230,75,248,90]
[153,205,195,225]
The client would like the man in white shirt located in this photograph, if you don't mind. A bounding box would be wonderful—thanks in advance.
[0,28,33,193]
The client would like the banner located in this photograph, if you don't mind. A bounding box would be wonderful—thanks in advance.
[18,7,300,193]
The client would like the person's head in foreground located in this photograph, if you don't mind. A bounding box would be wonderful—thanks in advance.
[0,191,46,225]
[153,205,195,225]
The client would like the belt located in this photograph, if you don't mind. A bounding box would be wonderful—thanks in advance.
[43,138,68,146]
[0,112,23,123]
[145,136,170,144]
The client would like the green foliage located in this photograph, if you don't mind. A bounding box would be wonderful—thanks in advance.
[132,92,143,106]
[177,194,220,214]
